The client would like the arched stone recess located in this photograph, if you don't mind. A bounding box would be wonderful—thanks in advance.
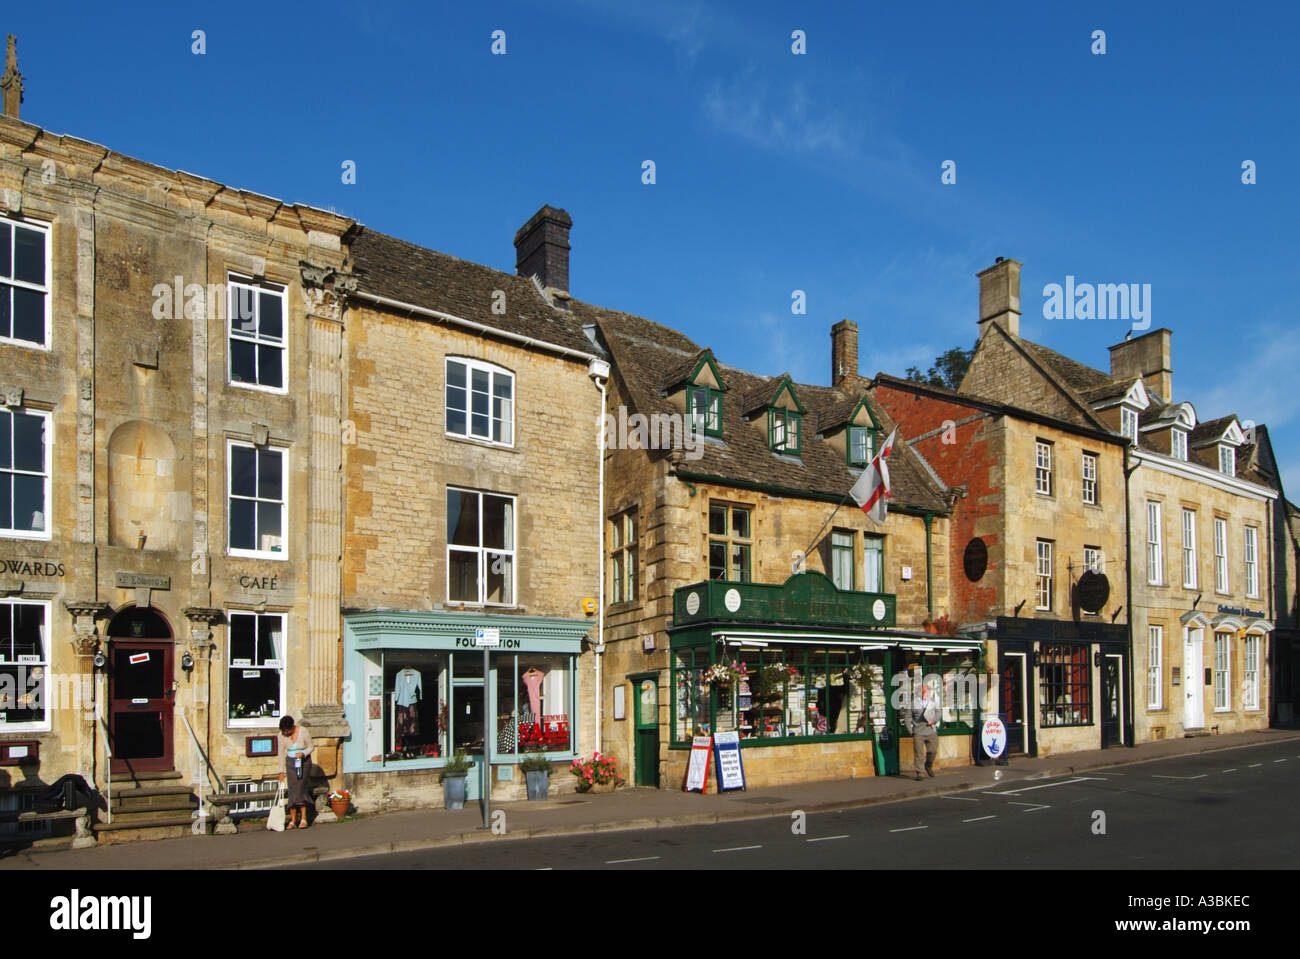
[107,420,185,551]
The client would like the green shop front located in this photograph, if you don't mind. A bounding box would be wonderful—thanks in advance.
[342,610,592,807]
[668,573,984,791]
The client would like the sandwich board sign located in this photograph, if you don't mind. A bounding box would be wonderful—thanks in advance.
[712,730,746,791]
[684,735,712,792]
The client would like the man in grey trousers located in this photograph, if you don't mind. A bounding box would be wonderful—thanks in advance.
[905,682,940,781]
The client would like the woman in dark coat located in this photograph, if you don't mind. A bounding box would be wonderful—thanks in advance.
[278,715,314,829]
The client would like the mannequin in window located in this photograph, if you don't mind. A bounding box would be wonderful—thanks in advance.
[394,666,422,749]
[522,666,545,721]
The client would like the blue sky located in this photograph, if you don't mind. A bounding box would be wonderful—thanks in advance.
[8,0,1300,490]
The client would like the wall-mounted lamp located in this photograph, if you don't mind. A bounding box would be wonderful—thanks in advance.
[1094,650,1104,667]
[181,651,195,672]
[1032,651,1041,668]
[92,649,107,670]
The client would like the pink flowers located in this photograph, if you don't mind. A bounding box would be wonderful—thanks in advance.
[570,752,621,792]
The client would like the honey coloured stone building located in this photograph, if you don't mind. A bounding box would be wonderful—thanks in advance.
[335,211,606,809]
[583,309,986,792]
[0,109,354,842]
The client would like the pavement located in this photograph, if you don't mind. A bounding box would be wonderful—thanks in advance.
[2,727,1296,870]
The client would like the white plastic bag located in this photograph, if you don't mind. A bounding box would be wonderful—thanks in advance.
[266,784,286,832]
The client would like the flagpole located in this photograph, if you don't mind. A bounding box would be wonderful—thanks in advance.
[798,418,905,566]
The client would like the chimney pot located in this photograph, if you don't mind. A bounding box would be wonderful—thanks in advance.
[514,205,572,296]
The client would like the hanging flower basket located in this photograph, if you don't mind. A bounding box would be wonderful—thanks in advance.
[702,661,743,688]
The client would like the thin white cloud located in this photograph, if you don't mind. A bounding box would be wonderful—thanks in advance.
[1188,323,1300,431]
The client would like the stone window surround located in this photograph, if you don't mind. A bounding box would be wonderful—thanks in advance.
[225,609,287,730]
[0,405,51,541]
[0,597,51,733]
[227,274,288,395]
[0,213,51,351]
[226,438,288,561]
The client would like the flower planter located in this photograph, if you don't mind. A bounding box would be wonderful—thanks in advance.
[583,781,616,794]
[329,799,350,818]
[442,772,468,809]
[524,769,550,800]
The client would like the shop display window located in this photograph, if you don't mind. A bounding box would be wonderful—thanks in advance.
[893,652,980,732]
[494,653,574,756]
[361,651,576,764]
[227,612,285,727]
[0,600,47,730]
[674,644,876,744]
[674,648,710,740]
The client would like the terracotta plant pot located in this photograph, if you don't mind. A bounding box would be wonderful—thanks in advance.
[330,799,350,818]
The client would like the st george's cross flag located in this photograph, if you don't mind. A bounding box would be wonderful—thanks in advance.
[849,428,897,525]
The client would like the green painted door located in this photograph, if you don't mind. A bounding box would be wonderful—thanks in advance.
[632,675,659,788]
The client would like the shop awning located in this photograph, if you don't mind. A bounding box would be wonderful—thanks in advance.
[712,629,982,654]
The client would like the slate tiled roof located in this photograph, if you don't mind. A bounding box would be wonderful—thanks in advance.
[660,350,711,392]
[346,227,599,357]
[587,308,951,513]
[1190,415,1239,448]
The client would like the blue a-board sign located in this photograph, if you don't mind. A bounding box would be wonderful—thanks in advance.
[713,730,746,791]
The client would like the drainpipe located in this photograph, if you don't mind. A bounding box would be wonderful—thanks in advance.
[1123,445,1136,747]
[588,359,611,754]
[923,512,934,618]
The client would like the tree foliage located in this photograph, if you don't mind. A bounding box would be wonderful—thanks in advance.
[905,346,974,391]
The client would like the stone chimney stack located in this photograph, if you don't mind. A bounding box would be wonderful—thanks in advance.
[514,205,572,295]
[977,257,1021,339]
[1109,328,1173,402]
[1,35,23,120]
[831,319,859,387]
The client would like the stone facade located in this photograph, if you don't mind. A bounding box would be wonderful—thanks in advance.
[1128,448,1274,741]
[337,296,603,805]
[874,376,1130,757]
[0,114,352,813]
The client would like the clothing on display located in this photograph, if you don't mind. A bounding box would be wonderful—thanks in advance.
[522,666,545,718]
[394,667,423,707]
[395,703,420,741]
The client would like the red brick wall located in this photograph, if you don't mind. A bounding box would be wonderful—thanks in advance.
[874,385,1001,625]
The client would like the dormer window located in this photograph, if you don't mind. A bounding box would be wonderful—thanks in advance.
[1219,445,1235,477]
[1121,407,1139,444]
[1171,429,1187,461]
[770,408,801,454]
[688,386,722,437]
[848,426,873,467]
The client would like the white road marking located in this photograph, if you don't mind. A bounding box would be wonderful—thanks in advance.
[713,845,762,853]
[962,815,997,823]
[1152,774,1207,780]
[889,826,928,833]
[606,856,660,864]
[1274,759,1286,763]
[536,867,553,871]
[1248,763,1263,768]
[941,795,980,802]
[985,777,1103,795]
[807,834,850,843]
[1222,769,1237,773]
[1008,801,1050,811]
